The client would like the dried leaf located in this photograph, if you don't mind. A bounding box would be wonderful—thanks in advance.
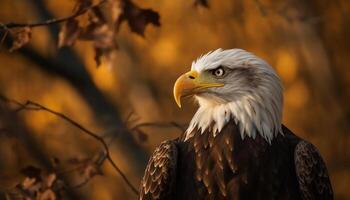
[79,8,116,66]
[116,0,160,36]
[83,163,103,178]
[91,6,107,24]
[43,173,56,188]
[19,177,41,195]
[194,0,209,7]
[9,27,31,52]
[80,22,115,66]
[38,189,56,200]
[110,0,121,21]
[58,19,81,47]
[93,25,115,66]
[75,0,92,13]
[57,0,95,48]
[21,177,36,190]
[12,166,64,200]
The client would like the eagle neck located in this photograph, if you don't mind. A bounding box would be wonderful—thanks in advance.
[185,94,283,143]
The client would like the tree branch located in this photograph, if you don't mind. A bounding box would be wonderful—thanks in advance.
[0,95,139,195]
[2,31,149,175]
[0,0,107,30]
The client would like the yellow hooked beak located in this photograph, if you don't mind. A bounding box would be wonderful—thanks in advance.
[173,70,224,108]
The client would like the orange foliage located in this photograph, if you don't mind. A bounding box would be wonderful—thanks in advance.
[0,0,349,199]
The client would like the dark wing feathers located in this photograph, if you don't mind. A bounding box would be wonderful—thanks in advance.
[294,140,333,200]
[139,140,178,200]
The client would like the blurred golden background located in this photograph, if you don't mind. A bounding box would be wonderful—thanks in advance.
[0,0,349,199]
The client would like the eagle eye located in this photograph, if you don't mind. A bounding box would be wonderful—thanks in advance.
[212,67,225,77]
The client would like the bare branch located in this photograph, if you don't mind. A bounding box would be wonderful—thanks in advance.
[0,95,139,195]
[1,94,187,196]
[0,0,107,30]
[0,28,8,46]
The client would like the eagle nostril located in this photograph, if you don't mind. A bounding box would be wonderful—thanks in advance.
[188,75,195,79]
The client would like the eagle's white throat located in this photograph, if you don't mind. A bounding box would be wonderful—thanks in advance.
[184,49,283,143]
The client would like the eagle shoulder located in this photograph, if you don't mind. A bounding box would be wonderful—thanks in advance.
[139,140,178,200]
[294,140,333,200]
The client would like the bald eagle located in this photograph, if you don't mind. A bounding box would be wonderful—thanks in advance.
[139,49,333,200]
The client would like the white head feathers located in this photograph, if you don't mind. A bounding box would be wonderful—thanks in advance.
[185,49,283,143]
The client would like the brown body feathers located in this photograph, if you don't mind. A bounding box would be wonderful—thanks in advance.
[140,122,333,200]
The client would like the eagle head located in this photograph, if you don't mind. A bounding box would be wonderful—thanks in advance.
[173,49,283,143]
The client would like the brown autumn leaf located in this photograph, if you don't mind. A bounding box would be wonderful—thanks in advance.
[57,0,93,48]
[75,0,93,13]
[9,27,31,52]
[78,6,116,66]
[38,189,56,200]
[116,0,160,36]
[56,0,160,66]
[43,173,57,188]
[79,12,104,40]
[8,164,66,200]
[83,163,103,179]
[194,0,209,7]
[81,23,116,66]
[92,25,115,66]
[67,156,103,187]
[69,156,103,178]
[90,6,107,24]
[18,177,42,197]
[21,177,37,190]
[58,19,81,47]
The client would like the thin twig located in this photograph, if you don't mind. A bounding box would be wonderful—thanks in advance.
[1,95,187,195]
[66,152,107,189]
[0,0,107,29]
[0,95,139,195]
[0,29,8,47]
